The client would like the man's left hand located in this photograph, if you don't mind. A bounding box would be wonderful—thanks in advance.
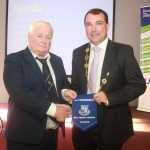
[64,90,77,104]
[93,91,108,105]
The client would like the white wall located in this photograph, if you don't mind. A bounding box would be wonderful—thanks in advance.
[114,0,149,106]
[0,0,8,103]
[0,0,149,105]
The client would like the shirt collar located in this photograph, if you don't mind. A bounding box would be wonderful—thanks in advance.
[28,45,51,60]
[90,38,108,51]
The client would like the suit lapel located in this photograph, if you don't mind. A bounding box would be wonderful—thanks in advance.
[101,40,116,83]
[23,47,47,89]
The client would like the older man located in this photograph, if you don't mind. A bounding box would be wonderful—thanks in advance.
[3,21,76,150]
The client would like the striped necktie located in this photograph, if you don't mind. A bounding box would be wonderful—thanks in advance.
[37,57,59,103]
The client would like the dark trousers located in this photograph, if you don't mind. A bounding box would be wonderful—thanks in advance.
[6,128,59,150]
[72,125,123,150]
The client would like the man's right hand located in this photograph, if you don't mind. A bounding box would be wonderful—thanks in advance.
[54,104,71,122]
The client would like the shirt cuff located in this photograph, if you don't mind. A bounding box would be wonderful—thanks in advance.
[105,99,109,106]
[46,103,56,117]
[61,89,68,101]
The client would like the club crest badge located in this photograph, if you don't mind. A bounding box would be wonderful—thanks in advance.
[79,105,90,116]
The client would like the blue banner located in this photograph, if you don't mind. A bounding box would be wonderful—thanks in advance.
[72,94,98,132]
[140,6,150,26]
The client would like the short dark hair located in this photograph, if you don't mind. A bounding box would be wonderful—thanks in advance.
[84,8,109,24]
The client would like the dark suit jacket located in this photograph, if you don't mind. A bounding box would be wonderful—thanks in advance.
[3,47,70,144]
[71,39,146,146]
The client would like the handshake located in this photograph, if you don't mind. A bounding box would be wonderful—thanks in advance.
[54,104,71,122]
[54,89,77,122]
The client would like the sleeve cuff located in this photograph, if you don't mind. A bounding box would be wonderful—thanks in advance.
[46,103,56,117]
[61,89,68,101]
[105,99,109,106]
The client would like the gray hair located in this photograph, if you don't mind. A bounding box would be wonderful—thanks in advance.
[29,21,53,35]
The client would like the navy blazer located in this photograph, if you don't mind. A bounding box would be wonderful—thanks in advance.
[3,47,70,144]
[71,39,146,146]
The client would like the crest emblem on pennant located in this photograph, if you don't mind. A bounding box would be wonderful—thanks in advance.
[79,105,90,116]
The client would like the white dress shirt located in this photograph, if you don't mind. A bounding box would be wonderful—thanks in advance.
[87,38,108,93]
[29,49,58,129]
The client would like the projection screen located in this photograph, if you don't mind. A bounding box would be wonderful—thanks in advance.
[6,0,115,75]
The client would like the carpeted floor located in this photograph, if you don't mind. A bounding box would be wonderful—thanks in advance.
[122,107,150,150]
[0,105,150,150]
